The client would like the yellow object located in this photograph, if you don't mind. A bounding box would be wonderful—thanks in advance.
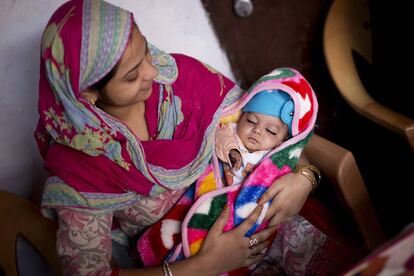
[190,238,203,255]
[196,171,218,197]
[219,110,241,125]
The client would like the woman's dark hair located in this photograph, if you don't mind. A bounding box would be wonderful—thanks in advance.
[91,23,136,92]
[90,65,117,92]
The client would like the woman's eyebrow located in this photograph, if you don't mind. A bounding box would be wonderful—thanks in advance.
[122,36,148,80]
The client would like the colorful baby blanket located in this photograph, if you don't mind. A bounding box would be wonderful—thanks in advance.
[137,67,318,274]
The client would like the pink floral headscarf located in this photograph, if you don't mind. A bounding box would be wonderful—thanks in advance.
[35,0,239,195]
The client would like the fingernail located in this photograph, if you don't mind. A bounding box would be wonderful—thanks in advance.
[256,198,263,205]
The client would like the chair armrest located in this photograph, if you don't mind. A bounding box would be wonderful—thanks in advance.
[305,134,385,251]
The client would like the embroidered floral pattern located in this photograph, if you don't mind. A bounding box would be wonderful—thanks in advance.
[266,215,327,275]
[114,189,184,237]
[56,208,114,276]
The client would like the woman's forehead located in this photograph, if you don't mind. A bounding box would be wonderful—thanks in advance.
[116,27,146,74]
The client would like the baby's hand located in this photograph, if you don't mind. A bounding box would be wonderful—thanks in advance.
[229,149,242,170]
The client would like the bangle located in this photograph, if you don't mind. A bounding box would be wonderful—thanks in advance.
[295,164,321,192]
[163,261,173,276]
[307,164,321,186]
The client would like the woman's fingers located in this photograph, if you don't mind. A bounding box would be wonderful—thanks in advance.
[241,227,276,267]
[208,204,230,237]
[245,252,265,267]
[235,204,264,236]
[251,226,277,242]
[267,211,287,227]
[243,240,269,266]
[257,182,281,206]
[259,186,283,221]
[263,197,283,220]
[251,240,270,256]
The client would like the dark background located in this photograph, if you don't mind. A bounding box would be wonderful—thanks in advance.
[201,0,413,243]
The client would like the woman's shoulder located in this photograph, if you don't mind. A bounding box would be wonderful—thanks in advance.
[170,53,231,83]
[171,53,207,72]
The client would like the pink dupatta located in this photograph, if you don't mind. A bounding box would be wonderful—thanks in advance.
[35,0,240,197]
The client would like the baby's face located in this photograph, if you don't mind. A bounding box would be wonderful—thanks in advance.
[236,112,288,152]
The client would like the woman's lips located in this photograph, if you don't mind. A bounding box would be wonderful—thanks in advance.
[141,81,153,92]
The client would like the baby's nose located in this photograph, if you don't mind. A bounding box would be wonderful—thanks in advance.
[252,127,262,135]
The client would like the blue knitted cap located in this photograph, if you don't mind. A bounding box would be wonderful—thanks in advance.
[242,89,294,135]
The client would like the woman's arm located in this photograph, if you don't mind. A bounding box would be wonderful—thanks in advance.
[56,202,275,276]
[121,204,275,276]
[55,207,115,275]
[257,152,314,227]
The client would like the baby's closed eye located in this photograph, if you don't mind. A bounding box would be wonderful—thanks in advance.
[247,119,257,124]
[266,129,277,135]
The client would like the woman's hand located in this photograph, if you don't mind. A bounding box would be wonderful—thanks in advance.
[258,169,313,227]
[196,204,275,275]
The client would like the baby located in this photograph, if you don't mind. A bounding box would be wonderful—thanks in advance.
[215,89,294,185]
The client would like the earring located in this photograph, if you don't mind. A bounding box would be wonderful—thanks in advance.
[89,98,96,106]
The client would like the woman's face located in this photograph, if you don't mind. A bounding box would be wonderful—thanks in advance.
[237,112,288,152]
[97,26,158,107]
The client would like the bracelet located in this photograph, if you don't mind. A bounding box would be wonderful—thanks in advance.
[295,164,321,192]
[307,164,321,186]
[163,261,173,276]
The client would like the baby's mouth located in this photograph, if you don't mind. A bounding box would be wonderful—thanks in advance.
[248,137,259,144]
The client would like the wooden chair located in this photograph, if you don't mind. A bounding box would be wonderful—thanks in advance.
[0,190,62,276]
[306,134,385,252]
[0,135,384,273]
[323,0,414,151]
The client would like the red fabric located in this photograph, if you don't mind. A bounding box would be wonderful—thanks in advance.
[301,198,350,245]
[281,79,314,133]
[110,268,120,276]
[45,144,151,194]
[300,197,363,274]
[146,204,191,265]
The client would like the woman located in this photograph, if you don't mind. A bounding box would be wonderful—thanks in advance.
[36,0,350,275]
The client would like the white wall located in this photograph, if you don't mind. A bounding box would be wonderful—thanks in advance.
[0,0,234,198]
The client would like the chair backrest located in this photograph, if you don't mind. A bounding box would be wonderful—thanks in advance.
[323,0,414,150]
[0,190,62,276]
